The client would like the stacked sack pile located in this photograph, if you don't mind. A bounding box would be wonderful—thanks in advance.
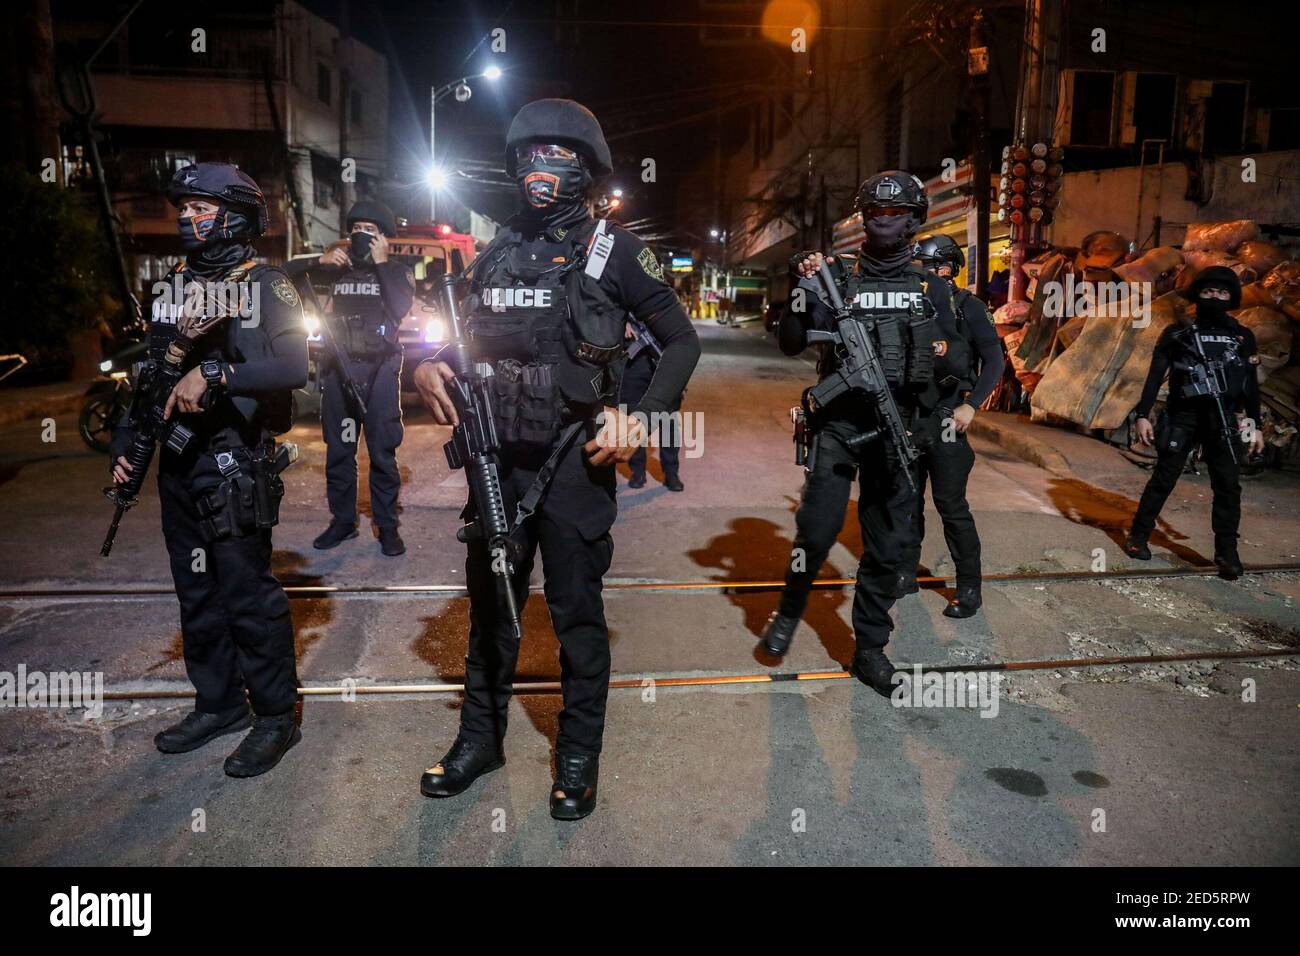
[993,219,1300,462]
[1177,220,1299,457]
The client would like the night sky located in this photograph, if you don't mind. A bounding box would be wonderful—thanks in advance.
[303,0,781,237]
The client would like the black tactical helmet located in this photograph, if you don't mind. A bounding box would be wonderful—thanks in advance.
[913,233,965,271]
[855,170,928,216]
[346,199,398,238]
[506,99,613,178]
[1183,265,1242,310]
[166,162,269,237]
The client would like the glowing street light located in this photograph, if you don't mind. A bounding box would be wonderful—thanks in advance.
[482,65,502,81]
[426,167,447,190]
[709,228,719,238]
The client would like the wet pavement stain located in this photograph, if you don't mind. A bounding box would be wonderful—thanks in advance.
[1072,770,1110,788]
[984,767,1049,796]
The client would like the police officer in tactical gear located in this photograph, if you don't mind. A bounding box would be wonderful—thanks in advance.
[287,200,413,557]
[763,171,957,694]
[1125,266,1264,579]
[412,99,700,819]
[111,162,308,776]
[902,233,1005,617]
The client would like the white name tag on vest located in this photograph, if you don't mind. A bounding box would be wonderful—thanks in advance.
[585,219,614,280]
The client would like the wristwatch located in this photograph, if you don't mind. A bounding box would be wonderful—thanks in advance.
[200,359,225,390]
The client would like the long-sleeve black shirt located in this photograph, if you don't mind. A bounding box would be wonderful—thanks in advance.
[953,287,1006,408]
[1136,315,1261,424]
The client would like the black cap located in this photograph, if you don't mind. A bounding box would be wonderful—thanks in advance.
[506,99,613,177]
[346,199,398,238]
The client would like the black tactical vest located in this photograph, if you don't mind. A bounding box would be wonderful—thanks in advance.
[465,219,628,445]
[148,260,293,440]
[1171,321,1253,412]
[835,267,938,395]
[327,266,400,357]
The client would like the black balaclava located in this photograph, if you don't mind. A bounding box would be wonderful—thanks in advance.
[859,211,924,275]
[515,151,593,234]
[178,204,257,280]
[1194,285,1234,327]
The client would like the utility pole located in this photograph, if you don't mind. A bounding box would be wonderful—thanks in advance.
[337,0,353,232]
[967,10,991,299]
[1008,0,1062,303]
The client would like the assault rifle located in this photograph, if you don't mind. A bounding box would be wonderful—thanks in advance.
[1177,326,1240,465]
[436,273,523,640]
[627,315,663,360]
[317,311,369,419]
[801,258,920,491]
[101,274,240,555]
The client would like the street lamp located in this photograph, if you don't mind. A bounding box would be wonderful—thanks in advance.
[430,64,504,219]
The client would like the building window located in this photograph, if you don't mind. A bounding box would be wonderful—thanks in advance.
[1204,81,1247,154]
[317,64,331,105]
[1068,71,1115,147]
[1132,73,1176,146]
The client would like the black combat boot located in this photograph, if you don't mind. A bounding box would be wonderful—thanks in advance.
[943,585,982,619]
[550,753,599,821]
[378,526,406,556]
[664,474,684,492]
[313,520,358,550]
[223,712,301,778]
[628,471,647,489]
[1123,532,1152,560]
[849,648,898,697]
[760,611,799,657]
[895,570,919,598]
[1215,544,1243,581]
[420,737,505,798]
[155,704,251,754]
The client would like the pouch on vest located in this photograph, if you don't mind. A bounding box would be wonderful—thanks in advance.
[554,240,627,407]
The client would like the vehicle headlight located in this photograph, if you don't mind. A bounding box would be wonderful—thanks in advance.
[423,317,446,343]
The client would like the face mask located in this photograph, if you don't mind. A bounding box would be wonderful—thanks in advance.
[863,212,917,251]
[177,205,256,253]
[350,231,376,263]
[516,157,592,228]
[178,211,219,253]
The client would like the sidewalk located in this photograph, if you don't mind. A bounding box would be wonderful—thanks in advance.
[0,381,90,428]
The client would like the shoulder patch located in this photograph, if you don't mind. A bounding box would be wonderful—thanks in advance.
[637,246,665,282]
[271,276,300,308]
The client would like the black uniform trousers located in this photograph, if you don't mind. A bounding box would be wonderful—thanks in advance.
[619,349,681,480]
[459,423,617,756]
[321,351,404,529]
[1131,407,1242,548]
[901,408,981,590]
[158,452,298,716]
[777,417,918,650]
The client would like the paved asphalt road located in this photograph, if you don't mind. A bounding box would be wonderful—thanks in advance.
[1,320,1297,865]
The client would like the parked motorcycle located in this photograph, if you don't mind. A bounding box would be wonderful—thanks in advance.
[79,340,146,453]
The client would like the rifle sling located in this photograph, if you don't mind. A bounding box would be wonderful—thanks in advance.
[510,421,586,532]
